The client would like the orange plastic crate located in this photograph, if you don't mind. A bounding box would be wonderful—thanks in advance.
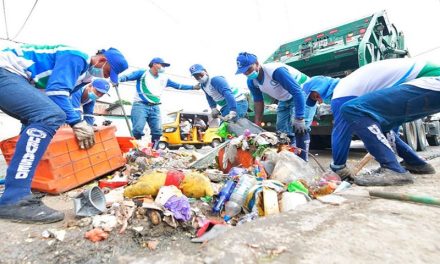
[0,126,126,194]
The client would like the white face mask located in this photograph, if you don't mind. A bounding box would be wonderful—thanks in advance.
[198,75,209,84]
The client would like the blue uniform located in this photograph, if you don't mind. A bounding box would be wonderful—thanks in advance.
[0,44,92,205]
[119,69,194,140]
[304,58,440,173]
[70,86,96,125]
[1,44,91,125]
[247,62,315,161]
[200,76,248,118]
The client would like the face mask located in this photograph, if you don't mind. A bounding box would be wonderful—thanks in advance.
[88,62,106,78]
[247,70,259,80]
[198,75,209,84]
[158,67,165,73]
[88,91,99,101]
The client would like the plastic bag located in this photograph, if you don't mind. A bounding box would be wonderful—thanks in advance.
[217,122,231,139]
[123,171,166,198]
[270,150,318,185]
[180,172,214,198]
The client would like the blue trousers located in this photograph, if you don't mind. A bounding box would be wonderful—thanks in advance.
[277,97,317,161]
[131,102,162,142]
[0,68,66,204]
[220,99,249,120]
[341,85,440,172]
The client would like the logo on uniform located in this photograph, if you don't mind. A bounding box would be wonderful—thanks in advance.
[26,128,47,139]
[270,80,279,86]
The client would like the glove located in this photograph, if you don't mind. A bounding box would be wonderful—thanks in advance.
[211,108,220,118]
[72,120,96,149]
[293,118,307,135]
[193,83,201,90]
[223,111,237,122]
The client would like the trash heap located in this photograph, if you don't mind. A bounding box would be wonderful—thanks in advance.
[70,120,351,246]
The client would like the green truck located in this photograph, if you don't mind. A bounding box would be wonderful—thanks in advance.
[248,10,439,151]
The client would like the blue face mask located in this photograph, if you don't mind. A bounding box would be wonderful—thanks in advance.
[88,62,106,78]
[158,67,165,74]
[88,91,98,101]
[247,70,259,80]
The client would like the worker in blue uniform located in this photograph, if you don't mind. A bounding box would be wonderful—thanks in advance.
[303,58,440,185]
[235,52,316,161]
[119,57,199,148]
[71,78,111,125]
[0,44,128,223]
[189,63,248,122]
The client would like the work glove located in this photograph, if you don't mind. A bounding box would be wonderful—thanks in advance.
[211,108,220,118]
[72,120,96,149]
[293,118,307,135]
[223,111,237,122]
[193,83,201,90]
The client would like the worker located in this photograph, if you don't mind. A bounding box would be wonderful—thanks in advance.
[0,44,128,223]
[235,52,316,161]
[189,64,248,122]
[71,78,111,125]
[303,58,440,185]
[119,57,199,148]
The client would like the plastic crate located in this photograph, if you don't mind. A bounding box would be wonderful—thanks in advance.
[0,126,126,194]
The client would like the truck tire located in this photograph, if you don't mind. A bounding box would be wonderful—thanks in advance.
[415,119,428,151]
[427,135,440,146]
[403,121,418,151]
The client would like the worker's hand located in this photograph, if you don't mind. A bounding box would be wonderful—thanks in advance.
[193,83,201,90]
[223,111,237,122]
[211,108,220,118]
[72,120,96,149]
[293,118,307,135]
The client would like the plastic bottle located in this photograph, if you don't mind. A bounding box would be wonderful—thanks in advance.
[224,174,256,221]
[212,180,236,213]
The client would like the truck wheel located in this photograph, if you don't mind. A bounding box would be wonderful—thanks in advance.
[195,144,203,149]
[427,135,440,146]
[415,119,428,151]
[157,141,168,150]
[403,121,418,151]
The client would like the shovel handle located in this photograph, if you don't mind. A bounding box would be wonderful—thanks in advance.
[353,153,373,175]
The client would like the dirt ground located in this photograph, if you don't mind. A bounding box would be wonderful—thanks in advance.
[0,145,439,263]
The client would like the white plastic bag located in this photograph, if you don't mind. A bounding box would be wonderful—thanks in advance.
[270,150,318,185]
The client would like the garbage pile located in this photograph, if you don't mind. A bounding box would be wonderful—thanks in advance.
[67,121,351,246]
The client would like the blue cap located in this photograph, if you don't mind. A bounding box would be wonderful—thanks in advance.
[149,57,170,67]
[103,48,129,84]
[189,64,205,75]
[235,52,258,74]
[303,76,340,107]
[92,78,111,94]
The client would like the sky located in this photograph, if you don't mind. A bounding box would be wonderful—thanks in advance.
[0,0,439,113]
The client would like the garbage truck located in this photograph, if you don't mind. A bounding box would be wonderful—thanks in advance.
[247,10,439,151]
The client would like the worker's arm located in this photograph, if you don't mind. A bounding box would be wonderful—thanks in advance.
[45,54,88,126]
[210,76,237,111]
[119,69,146,82]
[166,79,194,90]
[247,79,264,126]
[272,67,305,119]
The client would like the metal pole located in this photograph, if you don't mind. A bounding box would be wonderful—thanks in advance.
[113,84,133,137]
